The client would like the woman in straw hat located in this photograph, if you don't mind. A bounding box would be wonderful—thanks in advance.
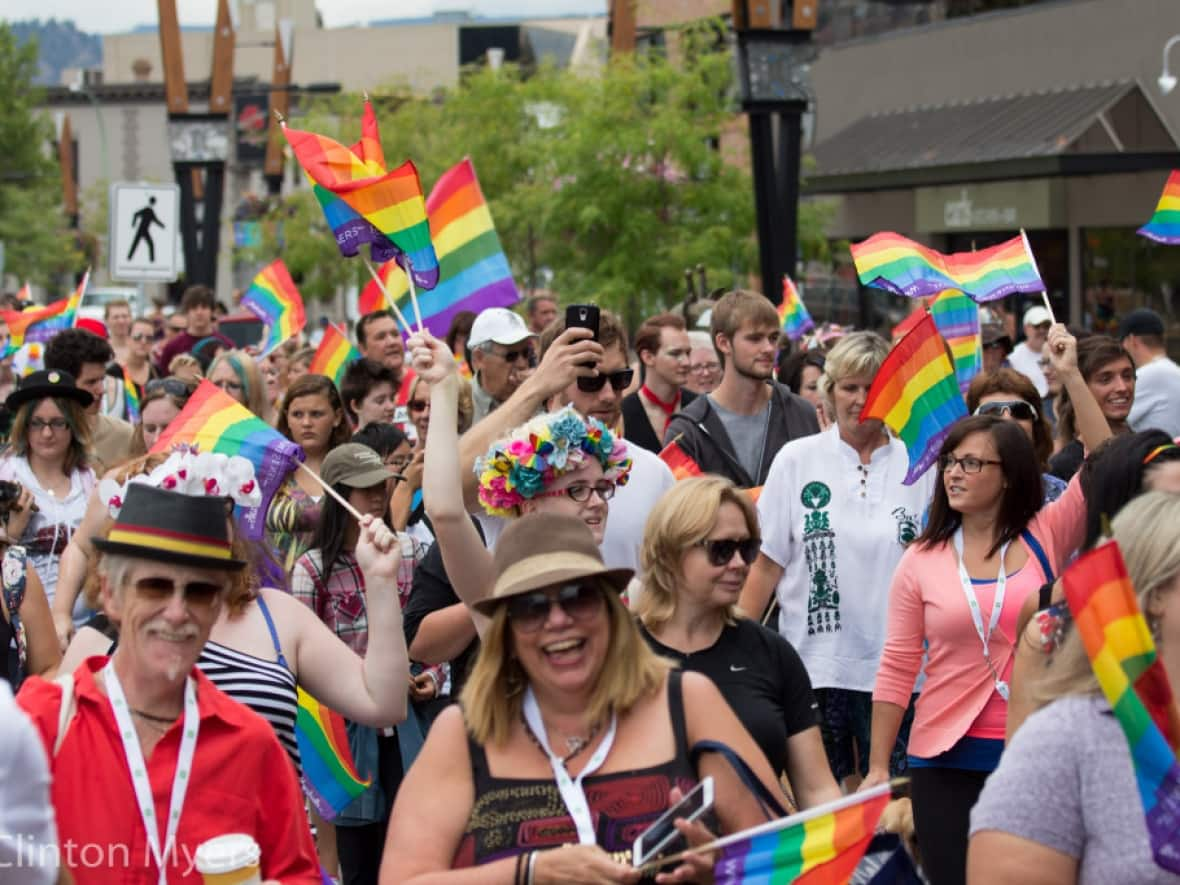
[379,332,781,882]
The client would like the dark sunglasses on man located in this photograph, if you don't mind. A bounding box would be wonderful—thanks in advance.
[576,368,635,393]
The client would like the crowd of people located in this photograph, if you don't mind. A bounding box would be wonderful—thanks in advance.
[1,279,1179,885]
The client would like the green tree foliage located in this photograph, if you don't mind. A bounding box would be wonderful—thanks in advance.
[253,23,828,325]
[0,24,79,286]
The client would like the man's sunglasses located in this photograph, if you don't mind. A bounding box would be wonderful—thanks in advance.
[697,537,761,567]
[505,582,604,632]
[576,368,635,393]
[492,345,537,366]
[974,400,1038,422]
[134,576,223,606]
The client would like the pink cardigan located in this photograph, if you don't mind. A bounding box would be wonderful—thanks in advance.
[873,475,1085,758]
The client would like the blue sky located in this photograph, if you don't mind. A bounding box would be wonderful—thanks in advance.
[0,0,607,33]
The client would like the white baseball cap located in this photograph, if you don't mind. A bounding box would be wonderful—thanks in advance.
[468,308,535,348]
[1022,306,1052,327]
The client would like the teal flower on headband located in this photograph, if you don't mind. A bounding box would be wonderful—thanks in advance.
[476,406,633,517]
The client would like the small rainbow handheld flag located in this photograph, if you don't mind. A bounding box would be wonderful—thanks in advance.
[296,687,372,821]
[2,269,89,352]
[121,366,141,423]
[309,324,360,388]
[778,275,815,341]
[928,290,982,395]
[862,312,967,484]
[150,380,304,538]
[851,232,1044,302]
[659,438,703,481]
[242,258,306,357]
[1063,541,1180,874]
[283,101,439,290]
[712,782,892,884]
[375,157,521,337]
[1137,171,1180,244]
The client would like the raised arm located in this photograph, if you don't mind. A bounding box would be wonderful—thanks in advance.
[456,328,601,512]
[286,515,409,727]
[51,484,110,649]
[410,331,496,636]
[1047,324,1110,454]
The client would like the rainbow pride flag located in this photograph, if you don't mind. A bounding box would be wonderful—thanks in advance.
[659,439,703,481]
[121,365,141,423]
[2,269,89,351]
[296,687,372,821]
[309,324,360,388]
[713,783,892,884]
[1063,541,1180,874]
[779,275,815,341]
[851,232,1044,302]
[862,312,967,484]
[928,290,982,395]
[1138,171,1180,244]
[375,157,521,338]
[241,258,306,357]
[283,102,439,290]
[150,380,304,538]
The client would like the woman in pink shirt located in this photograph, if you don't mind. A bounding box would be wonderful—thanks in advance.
[864,324,1106,885]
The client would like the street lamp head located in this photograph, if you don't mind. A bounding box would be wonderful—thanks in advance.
[1160,72,1177,95]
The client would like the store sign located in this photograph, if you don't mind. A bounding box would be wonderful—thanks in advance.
[916,180,1064,232]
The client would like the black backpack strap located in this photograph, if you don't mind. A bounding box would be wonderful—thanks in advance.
[690,739,791,820]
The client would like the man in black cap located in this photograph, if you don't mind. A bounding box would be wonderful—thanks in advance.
[1118,308,1180,437]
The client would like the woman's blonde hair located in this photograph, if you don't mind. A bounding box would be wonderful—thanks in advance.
[817,331,889,417]
[1033,492,1180,708]
[636,476,759,630]
[460,582,670,746]
[208,350,271,422]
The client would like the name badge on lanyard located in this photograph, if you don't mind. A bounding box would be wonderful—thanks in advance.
[952,528,1011,702]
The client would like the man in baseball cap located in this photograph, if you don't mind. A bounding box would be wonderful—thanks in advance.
[467,307,537,423]
[1118,308,1180,436]
[1008,305,1053,398]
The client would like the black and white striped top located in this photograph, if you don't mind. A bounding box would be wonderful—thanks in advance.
[198,640,301,768]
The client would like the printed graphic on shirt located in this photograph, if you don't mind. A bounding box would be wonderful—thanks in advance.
[801,480,839,636]
[891,506,919,546]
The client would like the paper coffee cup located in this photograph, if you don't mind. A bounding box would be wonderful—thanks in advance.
[194,834,262,885]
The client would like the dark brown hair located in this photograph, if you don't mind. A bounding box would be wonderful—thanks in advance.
[277,374,350,449]
[966,368,1052,468]
[180,284,216,312]
[1056,336,1135,441]
[633,313,687,359]
[918,415,1043,557]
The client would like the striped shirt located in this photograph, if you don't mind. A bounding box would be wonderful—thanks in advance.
[198,640,300,767]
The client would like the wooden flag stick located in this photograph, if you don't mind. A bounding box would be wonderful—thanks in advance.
[404,258,425,334]
[296,460,365,522]
[1019,228,1057,324]
[361,254,415,334]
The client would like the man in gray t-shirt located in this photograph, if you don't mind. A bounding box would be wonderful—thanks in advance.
[709,398,771,484]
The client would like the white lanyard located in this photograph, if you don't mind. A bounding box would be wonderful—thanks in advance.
[951,528,1011,702]
[522,687,617,845]
[105,663,200,885]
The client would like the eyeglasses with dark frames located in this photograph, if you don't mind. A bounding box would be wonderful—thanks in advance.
[534,481,616,504]
[939,454,1003,474]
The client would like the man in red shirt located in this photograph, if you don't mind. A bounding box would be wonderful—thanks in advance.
[18,484,320,883]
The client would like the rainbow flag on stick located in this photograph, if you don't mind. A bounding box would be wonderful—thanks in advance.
[711,782,892,884]
[1063,541,1180,874]
[928,290,982,395]
[375,157,521,338]
[851,232,1044,302]
[150,380,304,538]
[283,101,439,289]
[862,312,967,484]
[1138,171,1180,244]
[121,366,141,423]
[659,438,703,481]
[308,324,360,388]
[241,258,306,357]
[778,275,815,341]
[2,269,89,351]
[296,687,372,821]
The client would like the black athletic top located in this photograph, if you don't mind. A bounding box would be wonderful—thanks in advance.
[640,618,819,777]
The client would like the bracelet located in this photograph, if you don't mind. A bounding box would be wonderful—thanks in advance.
[525,850,538,885]
[513,852,525,885]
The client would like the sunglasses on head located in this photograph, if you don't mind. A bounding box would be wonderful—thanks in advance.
[505,582,604,632]
[697,537,761,567]
[974,400,1038,422]
[145,378,194,399]
[576,368,635,393]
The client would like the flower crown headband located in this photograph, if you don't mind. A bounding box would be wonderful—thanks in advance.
[476,406,632,517]
[98,448,262,517]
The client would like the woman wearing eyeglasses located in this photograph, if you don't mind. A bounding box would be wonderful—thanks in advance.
[861,323,1104,885]
[637,476,841,811]
[102,318,159,423]
[967,369,1067,504]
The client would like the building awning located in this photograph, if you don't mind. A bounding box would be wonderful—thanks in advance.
[806,81,1180,194]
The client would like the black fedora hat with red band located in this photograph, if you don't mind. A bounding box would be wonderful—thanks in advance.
[93,484,246,571]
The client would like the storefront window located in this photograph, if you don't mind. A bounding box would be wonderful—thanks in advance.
[1083,227,1180,357]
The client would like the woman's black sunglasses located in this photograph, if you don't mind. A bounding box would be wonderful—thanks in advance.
[505,583,604,632]
[697,537,761,567]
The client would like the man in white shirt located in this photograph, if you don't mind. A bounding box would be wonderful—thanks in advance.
[0,682,58,885]
[1007,305,1052,398]
[1119,308,1180,437]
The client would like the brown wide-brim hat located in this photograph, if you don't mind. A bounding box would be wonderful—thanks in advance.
[473,512,633,616]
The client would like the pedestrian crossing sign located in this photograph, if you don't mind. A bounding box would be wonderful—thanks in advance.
[109,182,181,282]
